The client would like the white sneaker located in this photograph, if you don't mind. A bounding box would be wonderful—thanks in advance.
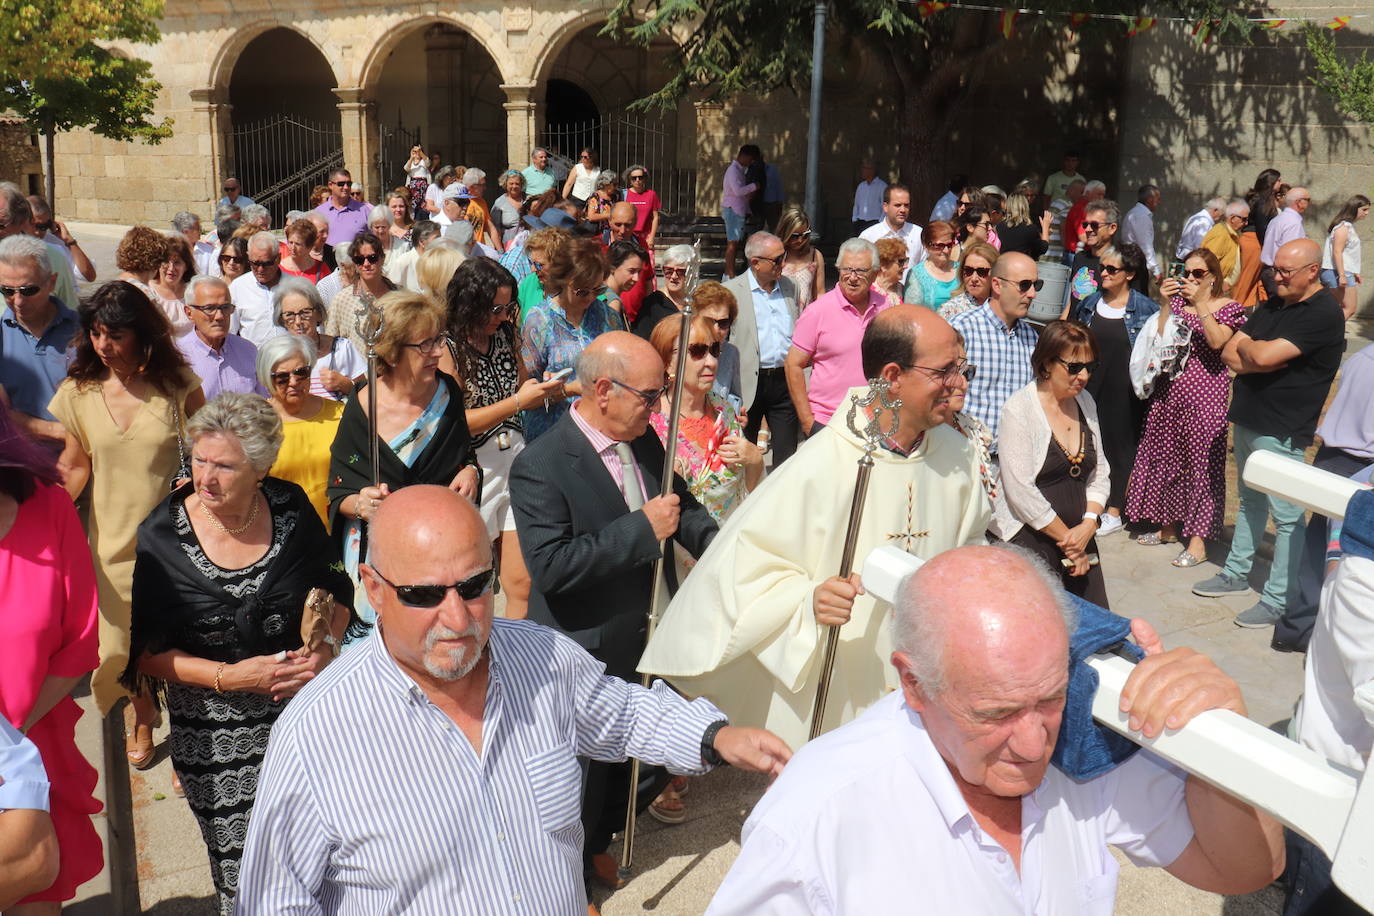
[1098,514,1124,536]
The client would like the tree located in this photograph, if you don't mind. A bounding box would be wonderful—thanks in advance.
[0,0,162,84]
[1303,24,1374,125]
[604,1,1257,201]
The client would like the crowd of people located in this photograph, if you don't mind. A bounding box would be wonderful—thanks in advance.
[0,133,1368,916]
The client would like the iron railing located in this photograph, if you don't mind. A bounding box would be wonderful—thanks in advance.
[543,109,697,218]
[230,114,343,219]
[377,117,422,197]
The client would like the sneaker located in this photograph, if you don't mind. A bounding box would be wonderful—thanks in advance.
[1098,514,1124,537]
[1192,573,1250,598]
[1234,601,1282,628]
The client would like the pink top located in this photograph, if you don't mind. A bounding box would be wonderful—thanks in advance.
[791,286,892,425]
[569,398,650,503]
[625,188,661,236]
[0,480,102,901]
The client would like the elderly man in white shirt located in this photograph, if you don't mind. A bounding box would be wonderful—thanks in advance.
[1121,184,1163,280]
[1176,197,1225,261]
[708,544,1284,915]
[227,231,284,345]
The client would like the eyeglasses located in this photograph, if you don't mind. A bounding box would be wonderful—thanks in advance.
[356,252,382,265]
[838,266,873,278]
[223,186,238,193]
[1273,262,1317,279]
[687,341,722,360]
[906,360,976,384]
[402,335,449,354]
[787,231,810,242]
[1081,221,1104,231]
[249,259,278,269]
[372,566,495,607]
[1099,265,1124,276]
[1057,358,1099,376]
[928,241,955,251]
[1181,268,1210,280]
[628,173,646,181]
[580,154,592,160]
[897,258,910,267]
[961,265,991,278]
[609,378,668,408]
[572,285,607,298]
[489,301,518,316]
[271,366,311,386]
[187,303,235,316]
[280,308,316,323]
[33,221,52,233]
[752,253,785,268]
[0,284,41,297]
[1000,278,1045,293]
[219,255,246,266]
[331,180,353,188]
[661,267,687,278]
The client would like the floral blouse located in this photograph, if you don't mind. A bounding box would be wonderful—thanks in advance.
[650,390,751,521]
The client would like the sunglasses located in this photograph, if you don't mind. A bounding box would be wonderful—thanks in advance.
[187,304,235,316]
[373,566,495,607]
[271,366,311,386]
[752,254,785,268]
[1001,278,1045,293]
[961,266,991,278]
[661,267,687,278]
[356,252,382,265]
[332,181,353,188]
[219,255,247,266]
[249,259,278,269]
[489,302,518,316]
[0,284,41,297]
[1181,268,1210,280]
[1057,358,1100,376]
[1081,221,1105,231]
[787,231,810,242]
[687,341,722,360]
[223,186,238,193]
[928,241,956,251]
[610,378,668,408]
[1099,265,1124,276]
[707,316,733,332]
[628,174,646,181]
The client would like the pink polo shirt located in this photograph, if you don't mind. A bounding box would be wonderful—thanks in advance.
[791,286,891,425]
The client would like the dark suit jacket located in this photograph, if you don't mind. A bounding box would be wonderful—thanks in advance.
[509,410,718,679]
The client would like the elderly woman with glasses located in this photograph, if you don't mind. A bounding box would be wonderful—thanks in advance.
[632,243,694,339]
[491,170,527,250]
[520,237,622,441]
[122,393,359,915]
[939,242,999,321]
[904,221,960,311]
[327,290,479,626]
[325,232,397,356]
[271,277,365,401]
[279,218,331,285]
[776,206,825,307]
[255,335,346,525]
[994,320,1110,606]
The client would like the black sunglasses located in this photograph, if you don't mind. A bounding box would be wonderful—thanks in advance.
[249,259,278,269]
[1181,268,1210,280]
[687,341,722,359]
[961,266,991,278]
[1081,221,1105,231]
[751,253,785,268]
[610,378,668,408]
[707,316,733,332]
[373,566,495,607]
[271,366,311,386]
[356,252,382,265]
[332,180,353,188]
[490,301,518,316]
[1058,358,1099,376]
[219,254,247,265]
[1,284,42,297]
[1001,278,1045,293]
[1099,265,1124,276]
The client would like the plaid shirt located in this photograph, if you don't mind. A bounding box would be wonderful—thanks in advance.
[948,303,1037,450]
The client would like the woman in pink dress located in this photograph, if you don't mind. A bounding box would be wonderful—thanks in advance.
[0,411,103,910]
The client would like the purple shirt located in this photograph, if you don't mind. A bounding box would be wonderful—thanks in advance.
[722,161,757,215]
[1260,207,1306,266]
[790,286,891,425]
[177,331,268,401]
[314,199,373,247]
[1316,344,1374,459]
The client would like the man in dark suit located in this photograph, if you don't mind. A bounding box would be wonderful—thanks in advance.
[510,331,718,891]
[722,231,802,465]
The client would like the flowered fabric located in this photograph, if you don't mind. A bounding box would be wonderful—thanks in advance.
[650,390,750,521]
[519,297,624,441]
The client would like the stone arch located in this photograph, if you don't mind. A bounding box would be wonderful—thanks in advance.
[357,14,511,94]
[208,21,340,99]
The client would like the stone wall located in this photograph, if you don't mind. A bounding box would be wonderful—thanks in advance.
[0,120,42,196]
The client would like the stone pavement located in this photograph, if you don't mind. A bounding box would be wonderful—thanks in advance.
[53,222,1368,913]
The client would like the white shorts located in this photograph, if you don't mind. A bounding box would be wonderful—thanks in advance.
[476,431,525,539]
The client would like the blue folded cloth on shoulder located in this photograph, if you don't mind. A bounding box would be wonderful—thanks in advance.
[1051,593,1145,781]
[1340,488,1374,561]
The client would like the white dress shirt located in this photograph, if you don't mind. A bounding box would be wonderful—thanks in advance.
[708,692,1194,916]
[1121,202,1160,276]
[859,219,926,282]
[1296,555,1374,773]
[852,178,887,222]
[1175,208,1216,260]
[238,621,725,915]
[0,718,49,813]
[228,271,280,345]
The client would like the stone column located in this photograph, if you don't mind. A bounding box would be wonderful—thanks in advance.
[334,87,380,202]
[189,88,233,211]
[694,101,727,216]
[501,81,538,172]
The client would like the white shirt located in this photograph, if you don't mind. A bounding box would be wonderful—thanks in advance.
[851,177,887,222]
[859,219,926,282]
[708,692,1194,916]
[228,271,280,345]
[1296,555,1374,773]
[1121,202,1159,275]
[930,190,958,223]
[193,239,221,278]
[1175,208,1216,260]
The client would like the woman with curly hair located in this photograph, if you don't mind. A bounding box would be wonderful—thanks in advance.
[115,225,167,302]
[150,233,197,336]
[47,281,206,770]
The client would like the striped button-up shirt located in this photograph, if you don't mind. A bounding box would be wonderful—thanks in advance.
[948,303,1037,450]
[237,621,724,915]
[568,398,648,504]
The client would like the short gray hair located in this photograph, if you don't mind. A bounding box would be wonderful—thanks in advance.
[213,204,239,224]
[660,243,695,268]
[171,211,201,234]
[0,234,52,280]
[531,146,548,159]
[624,164,648,181]
[185,275,228,305]
[271,275,325,327]
[368,205,392,229]
[595,169,619,190]
[255,334,318,391]
[185,392,284,473]
[248,231,278,257]
[0,182,30,224]
[411,220,442,248]
[835,237,880,270]
[1086,199,1120,226]
[744,232,782,259]
[892,543,1078,695]
[242,204,270,227]
[284,209,306,225]
[1205,196,1227,214]
[499,169,524,188]
[333,242,354,268]
[1084,179,1107,194]
[576,343,627,385]
[1225,198,1251,219]
[462,167,486,187]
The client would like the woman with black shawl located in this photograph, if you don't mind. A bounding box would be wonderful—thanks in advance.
[327,289,480,630]
[121,393,362,916]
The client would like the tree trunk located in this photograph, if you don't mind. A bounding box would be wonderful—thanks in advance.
[43,127,55,212]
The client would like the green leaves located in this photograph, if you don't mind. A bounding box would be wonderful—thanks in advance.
[5,43,171,142]
[1303,23,1374,125]
[0,0,164,84]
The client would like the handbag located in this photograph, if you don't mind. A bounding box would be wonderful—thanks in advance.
[300,588,339,657]
[169,396,191,489]
[1129,311,1192,399]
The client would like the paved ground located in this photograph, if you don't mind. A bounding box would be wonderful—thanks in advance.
[54,222,1371,913]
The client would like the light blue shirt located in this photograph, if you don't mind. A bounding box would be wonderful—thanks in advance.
[0,298,78,421]
[0,718,49,813]
[218,194,257,210]
[749,270,793,368]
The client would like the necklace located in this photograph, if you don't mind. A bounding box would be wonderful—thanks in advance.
[199,491,260,535]
[1051,408,1087,479]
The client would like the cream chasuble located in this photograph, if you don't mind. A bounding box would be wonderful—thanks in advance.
[639,388,993,749]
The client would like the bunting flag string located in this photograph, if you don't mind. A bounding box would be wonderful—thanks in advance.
[999,9,1020,37]
[900,1,1373,33]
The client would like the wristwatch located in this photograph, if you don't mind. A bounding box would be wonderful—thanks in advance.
[701,719,729,767]
[1082,511,1103,527]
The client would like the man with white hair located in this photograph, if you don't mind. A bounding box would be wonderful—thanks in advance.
[172,210,220,277]
[241,203,272,232]
[228,231,284,345]
[460,167,500,246]
[176,276,265,400]
[0,183,79,313]
[522,147,557,197]
[1201,199,1250,289]
[859,184,925,281]
[1176,196,1226,260]
[0,234,79,448]
[785,238,892,436]
[708,544,1285,913]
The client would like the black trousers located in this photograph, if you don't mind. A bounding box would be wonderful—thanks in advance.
[1275,446,1372,649]
[744,367,800,467]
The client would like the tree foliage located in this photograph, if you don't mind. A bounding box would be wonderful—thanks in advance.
[4,46,172,144]
[0,0,163,84]
[1303,23,1374,125]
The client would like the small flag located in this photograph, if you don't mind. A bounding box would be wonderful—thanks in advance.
[1068,12,1091,29]
[1127,16,1157,36]
[1327,16,1351,30]
[999,9,1019,39]
[916,1,948,19]
[1259,19,1287,30]
[1191,19,1219,43]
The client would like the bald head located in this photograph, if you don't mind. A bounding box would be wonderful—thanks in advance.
[610,202,636,224]
[577,330,660,385]
[575,331,666,441]
[369,485,490,575]
[1273,238,1323,304]
[863,304,955,378]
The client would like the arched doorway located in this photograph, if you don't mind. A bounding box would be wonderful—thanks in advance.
[544,79,600,165]
[227,28,340,219]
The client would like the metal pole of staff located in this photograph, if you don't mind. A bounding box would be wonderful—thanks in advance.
[619,302,694,878]
[357,298,385,490]
[808,381,901,741]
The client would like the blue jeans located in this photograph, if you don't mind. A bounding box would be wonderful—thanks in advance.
[722,206,746,241]
[1221,425,1308,608]
[1282,828,1365,915]
[1320,268,1356,288]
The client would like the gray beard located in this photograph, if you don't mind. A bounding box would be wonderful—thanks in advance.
[423,623,485,680]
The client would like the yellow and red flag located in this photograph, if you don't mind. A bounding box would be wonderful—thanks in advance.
[999,9,1019,38]
[1127,16,1157,36]
[916,1,948,19]
[1258,19,1287,30]
[1327,16,1351,30]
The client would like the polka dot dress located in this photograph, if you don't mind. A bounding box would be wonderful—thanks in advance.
[1125,299,1247,538]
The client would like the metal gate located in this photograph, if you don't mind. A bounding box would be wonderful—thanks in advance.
[229,115,343,220]
[377,119,422,196]
[543,109,697,218]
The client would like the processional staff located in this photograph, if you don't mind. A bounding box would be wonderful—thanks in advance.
[356,297,385,490]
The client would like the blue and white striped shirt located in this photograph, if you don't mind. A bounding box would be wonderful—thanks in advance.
[949,303,1038,451]
[236,620,724,915]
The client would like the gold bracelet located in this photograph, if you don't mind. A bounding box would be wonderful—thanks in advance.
[214,662,226,693]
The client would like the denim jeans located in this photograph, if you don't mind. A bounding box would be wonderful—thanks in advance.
[1221,424,1308,609]
[1282,828,1366,915]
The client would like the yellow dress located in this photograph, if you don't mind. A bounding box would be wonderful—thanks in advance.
[270,398,345,526]
[47,369,200,716]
